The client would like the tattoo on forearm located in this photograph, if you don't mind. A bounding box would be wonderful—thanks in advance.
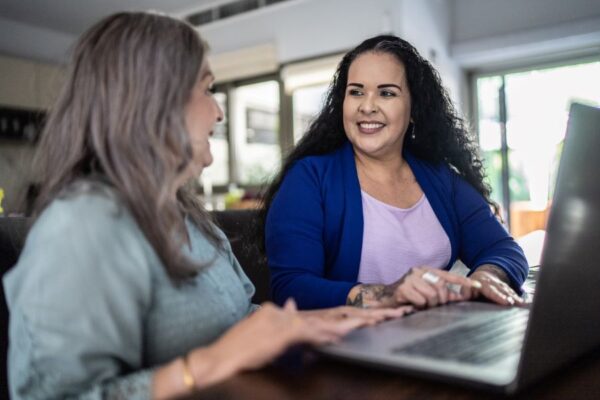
[347,285,384,308]
[347,272,411,308]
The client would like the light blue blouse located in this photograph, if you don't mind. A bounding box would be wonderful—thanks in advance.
[3,182,258,399]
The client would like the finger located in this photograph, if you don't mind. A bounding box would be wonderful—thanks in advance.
[413,279,440,308]
[493,283,521,305]
[338,306,414,323]
[448,290,462,302]
[371,306,415,319]
[436,270,482,289]
[283,298,298,312]
[398,285,428,308]
[313,316,368,335]
[455,283,476,301]
[483,284,513,305]
[437,282,449,305]
[496,285,524,305]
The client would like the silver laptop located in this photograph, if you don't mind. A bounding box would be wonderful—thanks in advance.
[319,103,600,393]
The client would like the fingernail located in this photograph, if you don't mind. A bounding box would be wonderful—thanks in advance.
[507,297,514,305]
[471,281,482,289]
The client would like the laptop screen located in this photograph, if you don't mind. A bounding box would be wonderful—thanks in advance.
[518,103,600,386]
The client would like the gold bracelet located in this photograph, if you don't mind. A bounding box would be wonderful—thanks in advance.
[181,354,197,391]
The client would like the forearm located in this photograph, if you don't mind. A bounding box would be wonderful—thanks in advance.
[346,284,399,308]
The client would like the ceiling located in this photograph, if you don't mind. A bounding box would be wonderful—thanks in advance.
[0,0,227,62]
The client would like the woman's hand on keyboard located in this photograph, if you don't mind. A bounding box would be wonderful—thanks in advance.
[466,264,524,306]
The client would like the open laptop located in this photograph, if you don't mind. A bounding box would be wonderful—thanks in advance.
[319,103,600,393]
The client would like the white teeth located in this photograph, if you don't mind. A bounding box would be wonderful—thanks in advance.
[359,122,384,129]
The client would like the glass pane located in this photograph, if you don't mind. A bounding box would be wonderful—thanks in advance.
[202,91,229,186]
[231,80,281,185]
[505,61,600,210]
[476,61,600,237]
[476,76,503,207]
[292,83,328,143]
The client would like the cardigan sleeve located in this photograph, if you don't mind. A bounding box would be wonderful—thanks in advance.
[266,161,357,309]
[3,193,155,400]
[451,172,529,289]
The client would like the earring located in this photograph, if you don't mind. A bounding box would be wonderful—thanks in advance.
[409,123,416,139]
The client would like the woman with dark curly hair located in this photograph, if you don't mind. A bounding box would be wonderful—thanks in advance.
[260,35,528,310]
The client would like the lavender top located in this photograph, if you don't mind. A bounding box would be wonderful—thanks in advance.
[357,190,451,285]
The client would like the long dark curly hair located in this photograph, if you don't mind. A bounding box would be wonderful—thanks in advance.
[252,34,497,254]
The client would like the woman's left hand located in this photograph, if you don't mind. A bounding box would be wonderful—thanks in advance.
[464,265,524,306]
[300,305,414,325]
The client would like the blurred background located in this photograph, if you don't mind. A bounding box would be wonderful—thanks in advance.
[1,0,599,238]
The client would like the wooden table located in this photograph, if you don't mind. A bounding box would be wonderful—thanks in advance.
[188,345,600,400]
[187,234,598,400]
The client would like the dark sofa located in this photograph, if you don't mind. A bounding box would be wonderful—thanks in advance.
[0,209,269,399]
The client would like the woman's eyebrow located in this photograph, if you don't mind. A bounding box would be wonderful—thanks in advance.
[200,69,215,81]
[346,83,402,90]
[378,84,402,90]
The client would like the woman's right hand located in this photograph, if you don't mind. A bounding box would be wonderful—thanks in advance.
[347,267,481,309]
[187,299,386,389]
[154,300,412,398]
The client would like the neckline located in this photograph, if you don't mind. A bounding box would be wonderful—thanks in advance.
[361,190,425,212]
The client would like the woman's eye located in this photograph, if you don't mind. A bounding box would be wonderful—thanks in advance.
[207,85,216,95]
[348,89,363,96]
[380,90,396,97]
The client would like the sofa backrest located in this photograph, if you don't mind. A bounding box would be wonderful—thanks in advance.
[212,210,270,304]
[0,210,268,399]
[0,217,28,400]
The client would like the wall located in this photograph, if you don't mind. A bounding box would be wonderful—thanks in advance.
[0,15,74,64]
[203,0,466,110]
[395,0,465,111]
[201,0,399,64]
[450,0,600,68]
[0,55,64,213]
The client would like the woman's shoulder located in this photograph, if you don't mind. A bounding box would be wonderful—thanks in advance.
[31,180,145,250]
[7,180,155,307]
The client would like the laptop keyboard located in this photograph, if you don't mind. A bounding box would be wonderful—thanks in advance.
[392,308,529,365]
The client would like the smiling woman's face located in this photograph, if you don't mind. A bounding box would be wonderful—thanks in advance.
[342,51,412,160]
[184,60,224,177]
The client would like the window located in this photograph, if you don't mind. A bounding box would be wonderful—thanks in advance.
[292,83,329,143]
[204,54,340,196]
[474,59,600,237]
[202,92,229,186]
[232,80,281,185]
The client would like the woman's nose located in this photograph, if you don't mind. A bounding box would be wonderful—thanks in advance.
[215,100,224,123]
[359,95,378,114]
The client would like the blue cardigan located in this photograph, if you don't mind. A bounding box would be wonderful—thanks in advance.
[266,142,528,309]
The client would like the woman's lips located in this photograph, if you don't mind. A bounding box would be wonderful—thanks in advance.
[357,121,385,134]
